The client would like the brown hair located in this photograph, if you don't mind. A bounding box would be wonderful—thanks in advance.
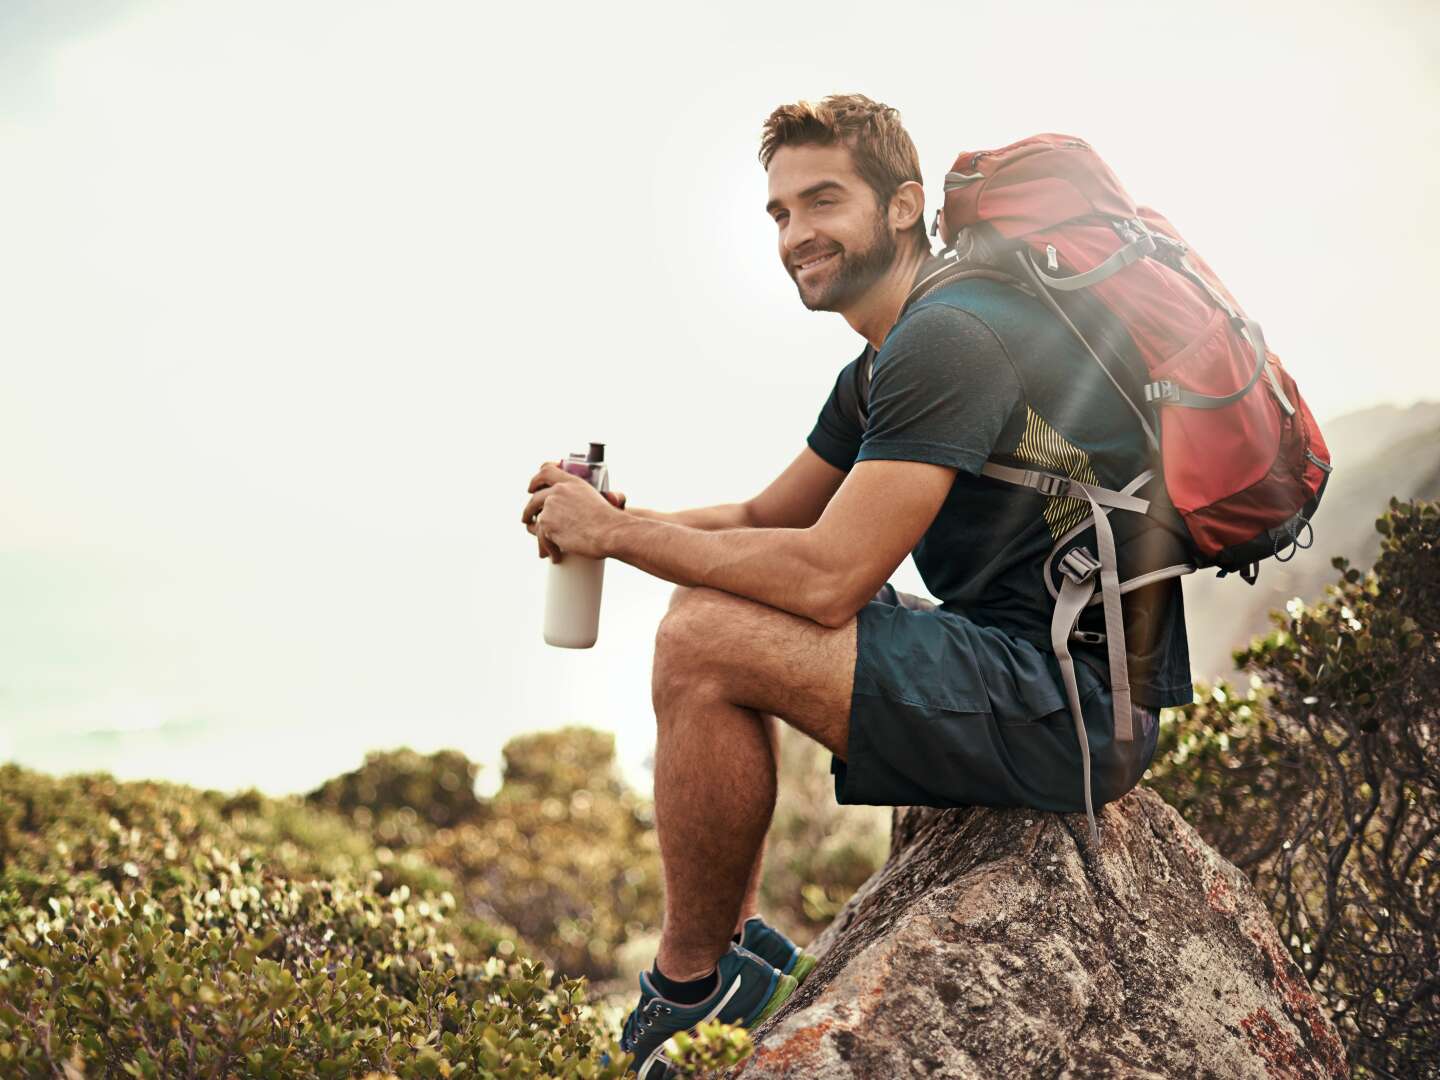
[759,94,927,252]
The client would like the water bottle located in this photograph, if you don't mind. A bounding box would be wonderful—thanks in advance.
[542,442,610,648]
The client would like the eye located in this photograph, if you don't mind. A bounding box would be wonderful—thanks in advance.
[771,210,789,226]
[813,197,835,209]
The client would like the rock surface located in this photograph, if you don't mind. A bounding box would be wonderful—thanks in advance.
[730,788,1348,1080]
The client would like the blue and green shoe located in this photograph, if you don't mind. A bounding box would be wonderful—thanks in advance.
[614,942,797,1079]
[736,915,818,985]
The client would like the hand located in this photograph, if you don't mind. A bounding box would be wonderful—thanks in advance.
[521,462,625,562]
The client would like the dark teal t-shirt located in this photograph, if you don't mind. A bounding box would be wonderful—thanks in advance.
[807,276,1192,708]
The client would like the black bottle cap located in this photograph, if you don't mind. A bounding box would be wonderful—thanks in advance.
[587,442,605,463]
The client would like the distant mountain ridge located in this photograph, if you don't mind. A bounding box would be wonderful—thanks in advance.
[1183,400,1440,681]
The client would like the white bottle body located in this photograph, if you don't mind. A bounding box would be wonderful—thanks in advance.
[542,451,610,649]
[543,554,605,648]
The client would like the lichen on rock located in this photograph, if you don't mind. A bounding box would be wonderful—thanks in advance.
[729,789,1348,1079]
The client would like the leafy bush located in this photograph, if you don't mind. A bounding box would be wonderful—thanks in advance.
[308,733,663,983]
[662,1020,753,1077]
[309,748,489,831]
[1148,498,1439,1078]
[0,765,633,1078]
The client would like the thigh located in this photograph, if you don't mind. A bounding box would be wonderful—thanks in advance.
[655,586,859,760]
[836,598,1079,810]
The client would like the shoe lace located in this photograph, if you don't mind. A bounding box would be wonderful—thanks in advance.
[621,1000,673,1051]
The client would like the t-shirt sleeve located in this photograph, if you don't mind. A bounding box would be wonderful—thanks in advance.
[857,303,1022,475]
[805,352,867,472]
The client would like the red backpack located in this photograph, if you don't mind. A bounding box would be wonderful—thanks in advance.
[902,134,1331,841]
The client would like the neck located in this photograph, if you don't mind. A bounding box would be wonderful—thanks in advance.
[842,242,931,349]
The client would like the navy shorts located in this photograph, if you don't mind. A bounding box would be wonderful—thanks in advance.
[831,583,1160,813]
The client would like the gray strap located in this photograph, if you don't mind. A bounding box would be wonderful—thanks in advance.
[1013,252,1161,451]
[980,462,1152,516]
[1170,256,1296,418]
[1144,316,1270,410]
[1026,233,1155,292]
[1263,356,1297,416]
[1073,484,1135,744]
[943,170,984,190]
[1051,574,1101,845]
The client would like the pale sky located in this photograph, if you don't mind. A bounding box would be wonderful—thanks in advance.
[2,0,1437,795]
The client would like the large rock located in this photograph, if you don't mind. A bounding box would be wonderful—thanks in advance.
[730,788,1348,1079]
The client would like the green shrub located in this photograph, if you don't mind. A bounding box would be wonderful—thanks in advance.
[1149,498,1439,1078]
[307,734,663,983]
[309,747,488,831]
[663,1020,753,1077]
[0,765,632,1078]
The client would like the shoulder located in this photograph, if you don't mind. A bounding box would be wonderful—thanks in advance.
[876,281,1024,379]
[919,277,1077,356]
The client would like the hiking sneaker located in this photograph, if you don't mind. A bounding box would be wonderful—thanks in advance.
[614,943,798,1079]
[737,915,818,985]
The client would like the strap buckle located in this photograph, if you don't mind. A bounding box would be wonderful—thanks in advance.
[1144,379,1179,403]
[1072,630,1106,645]
[1058,546,1102,585]
[1023,469,1071,498]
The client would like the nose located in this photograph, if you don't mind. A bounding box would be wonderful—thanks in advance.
[781,211,816,258]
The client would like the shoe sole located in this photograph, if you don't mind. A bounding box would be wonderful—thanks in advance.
[789,951,818,985]
[747,971,799,1027]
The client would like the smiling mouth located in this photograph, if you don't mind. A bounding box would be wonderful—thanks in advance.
[795,251,839,274]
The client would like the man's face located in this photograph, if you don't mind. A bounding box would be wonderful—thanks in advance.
[765,143,898,313]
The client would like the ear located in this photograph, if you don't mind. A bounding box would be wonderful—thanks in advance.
[888,180,925,235]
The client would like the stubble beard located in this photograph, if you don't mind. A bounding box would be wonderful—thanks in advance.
[792,212,898,313]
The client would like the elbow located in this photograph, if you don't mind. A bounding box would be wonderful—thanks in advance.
[814,606,857,630]
[811,581,867,629]
[796,532,868,628]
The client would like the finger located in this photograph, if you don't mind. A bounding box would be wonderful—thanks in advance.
[537,525,561,562]
[521,491,548,525]
[527,462,562,494]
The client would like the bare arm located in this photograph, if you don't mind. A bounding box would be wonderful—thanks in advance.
[621,446,847,532]
[601,458,954,627]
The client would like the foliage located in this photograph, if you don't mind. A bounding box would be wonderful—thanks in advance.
[1149,498,1439,1078]
[307,733,664,983]
[0,697,894,1077]
[308,747,488,831]
[662,1020,753,1077]
[0,765,632,1078]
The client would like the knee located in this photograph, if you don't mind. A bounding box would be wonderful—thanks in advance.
[652,587,731,713]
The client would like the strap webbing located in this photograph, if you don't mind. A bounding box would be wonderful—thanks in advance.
[1013,251,1161,452]
[1170,255,1296,418]
[980,462,1153,516]
[1146,316,1271,410]
[1052,574,1101,845]
[988,461,1142,845]
[1027,233,1156,292]
[1074,483,1135,745]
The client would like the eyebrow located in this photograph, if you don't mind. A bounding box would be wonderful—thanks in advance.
[765,180,845,216]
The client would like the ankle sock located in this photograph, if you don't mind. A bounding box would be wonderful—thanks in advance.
[651,962,718,1005]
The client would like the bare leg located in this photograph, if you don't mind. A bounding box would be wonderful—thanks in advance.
[648,588,855,981]
[652,687,775,979]
[733,714,781,936]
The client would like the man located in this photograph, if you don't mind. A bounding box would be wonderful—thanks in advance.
[520,95,1189,1077]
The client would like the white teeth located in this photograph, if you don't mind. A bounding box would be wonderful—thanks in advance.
[799,252,836,271]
